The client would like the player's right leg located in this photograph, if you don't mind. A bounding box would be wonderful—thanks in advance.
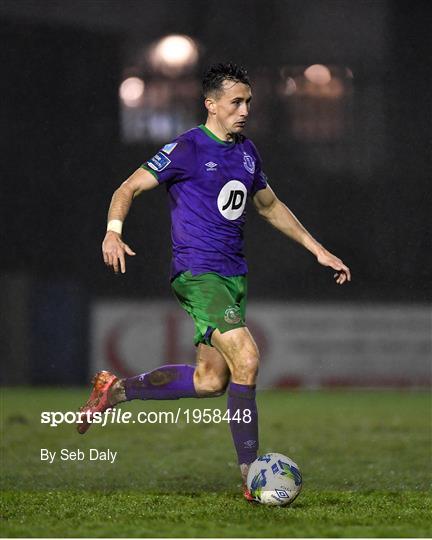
[76,370,119,434]
[193,343,230,397]
[77,344,230,434]
[111,343,229,402]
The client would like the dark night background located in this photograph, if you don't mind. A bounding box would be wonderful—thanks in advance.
[0,0,430,384]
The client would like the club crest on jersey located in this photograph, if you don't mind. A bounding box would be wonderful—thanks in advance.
[243,152,255,174]
[147,152,171,172]
[217,180,247,220]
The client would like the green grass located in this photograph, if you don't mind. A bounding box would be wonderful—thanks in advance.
[1,388,431,537]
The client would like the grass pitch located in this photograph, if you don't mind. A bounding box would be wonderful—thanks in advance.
[1,388,431,537]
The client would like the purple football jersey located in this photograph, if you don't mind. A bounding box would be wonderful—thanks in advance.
[142,124,268,278]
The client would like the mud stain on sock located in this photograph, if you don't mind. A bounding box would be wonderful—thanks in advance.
[148,369,177,386]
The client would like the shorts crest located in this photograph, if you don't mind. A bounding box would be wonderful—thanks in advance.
[224,305,242,324]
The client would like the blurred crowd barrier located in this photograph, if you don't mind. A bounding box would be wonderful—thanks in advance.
[91,301,431,389]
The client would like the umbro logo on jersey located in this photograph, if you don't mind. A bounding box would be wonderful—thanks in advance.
[205,161,218,171]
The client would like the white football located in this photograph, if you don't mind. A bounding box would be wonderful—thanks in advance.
[247,452,302,506]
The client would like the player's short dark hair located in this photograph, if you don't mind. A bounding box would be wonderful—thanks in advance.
[202,63,250,98]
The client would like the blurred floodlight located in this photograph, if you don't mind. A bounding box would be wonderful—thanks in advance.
[119,77,145,107]
[304,64,331,86]
[150,34,198,75]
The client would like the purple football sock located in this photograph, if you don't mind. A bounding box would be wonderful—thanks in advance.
[124,364,198,401]
[227,382,259,465]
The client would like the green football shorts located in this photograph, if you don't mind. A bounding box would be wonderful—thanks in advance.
[171,271,247,346]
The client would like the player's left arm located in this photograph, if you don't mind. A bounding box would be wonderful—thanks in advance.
[253,185,351,285]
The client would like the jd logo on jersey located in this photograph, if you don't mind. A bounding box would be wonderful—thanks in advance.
[217,180,247,220]
[222,190,244,211]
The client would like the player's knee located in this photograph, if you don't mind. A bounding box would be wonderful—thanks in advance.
[244,354,260,375]
[212,327,260,384]
[231,355,259,384]
[234,338,260,381]
[194,371,229,397]
[233,339,260,371]
[219,330,258,360]
[203,377,229,397]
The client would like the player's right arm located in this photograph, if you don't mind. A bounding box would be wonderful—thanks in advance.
[102,167,158,274]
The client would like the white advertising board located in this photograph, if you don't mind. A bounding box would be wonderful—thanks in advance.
[91,301,431,388]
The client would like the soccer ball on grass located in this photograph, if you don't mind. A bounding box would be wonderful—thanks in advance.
[247,452,302,506]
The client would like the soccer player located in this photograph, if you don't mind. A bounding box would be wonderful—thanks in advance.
[77,63,351,499]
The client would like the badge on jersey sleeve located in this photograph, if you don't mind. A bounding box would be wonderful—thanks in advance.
[147,152,171,172]
[162,142,178,155]
[146,142,179,172]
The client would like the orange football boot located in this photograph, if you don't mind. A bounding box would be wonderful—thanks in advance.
[242,482,255,502]
[243,485,254,501]
[77,371,118,434]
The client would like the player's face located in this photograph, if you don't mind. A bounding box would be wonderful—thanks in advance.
[210,81,252,135]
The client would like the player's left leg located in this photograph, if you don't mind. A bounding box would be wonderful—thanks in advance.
[211,326,259,499]
[170,271,257,498]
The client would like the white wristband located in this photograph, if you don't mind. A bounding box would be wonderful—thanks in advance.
[107,219,123,235]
